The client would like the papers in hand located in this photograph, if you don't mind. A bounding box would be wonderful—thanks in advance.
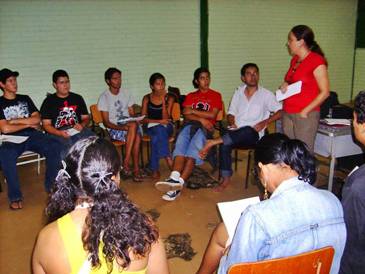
[0,135,29,144]
[217,196,260,240]
[117,115,145,125]
[276,81,302,101]
[66,127,80,136]
[323,118,351,126]
[147,122,160,128]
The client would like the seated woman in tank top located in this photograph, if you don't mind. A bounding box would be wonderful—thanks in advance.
[141,73,175,179]
[32,137,169,274]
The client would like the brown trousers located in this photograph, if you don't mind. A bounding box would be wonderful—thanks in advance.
[282,111,320,153]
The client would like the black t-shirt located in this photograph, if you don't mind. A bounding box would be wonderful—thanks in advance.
[40,92,88,130]
[0,94,38,135]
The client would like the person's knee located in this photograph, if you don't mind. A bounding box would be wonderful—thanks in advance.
[128,122,137,132]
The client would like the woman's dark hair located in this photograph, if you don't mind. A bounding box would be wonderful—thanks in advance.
[149,72,165,86]
[192,67,210,88]
[291,25,326,60]
[354,90,365,124]
[46,137,158,271]
[254,133,316,184]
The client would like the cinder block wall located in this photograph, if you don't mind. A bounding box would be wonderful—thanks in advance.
[0,0,362,109]
[209,0,358,105]
[0,0,200,107]
[354,49,365,96]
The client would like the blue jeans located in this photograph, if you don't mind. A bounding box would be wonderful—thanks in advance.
[220,126,259,178]
[147,124,173,171]
[172,124,206,166]
[0,130,62,202]
[47,128,95,159]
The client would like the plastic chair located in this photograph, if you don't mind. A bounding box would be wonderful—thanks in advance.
[228,246,335,274]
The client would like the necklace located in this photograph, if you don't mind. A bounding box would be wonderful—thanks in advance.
[75,201,93,210]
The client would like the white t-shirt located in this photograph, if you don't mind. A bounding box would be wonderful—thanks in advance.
[97,88,135,125]
[227,84,282,137]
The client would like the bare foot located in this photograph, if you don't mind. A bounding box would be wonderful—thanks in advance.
[199,139,218,159]
[213,178,230,192]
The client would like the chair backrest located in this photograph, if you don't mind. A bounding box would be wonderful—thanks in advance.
[90,104,103,125]
[171,102,181,122]
[228,246,335,274]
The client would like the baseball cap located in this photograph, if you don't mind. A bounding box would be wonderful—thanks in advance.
[0,68,19,84]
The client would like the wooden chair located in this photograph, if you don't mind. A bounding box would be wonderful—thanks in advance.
[142,102,181,163]
[228,246,335,274]
[89,104,125,156]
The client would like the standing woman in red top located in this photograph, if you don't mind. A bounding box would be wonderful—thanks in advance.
[279,25,329,152]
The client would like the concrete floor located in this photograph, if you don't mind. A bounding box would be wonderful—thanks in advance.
[0,150,341,274]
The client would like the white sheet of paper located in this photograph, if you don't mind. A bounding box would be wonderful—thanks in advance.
[275,81,302,101]
[323,118,351,126]
[147,122,160,128]
[118,115,146,124]
[0,135,29,144]
[217,196,260,240]
[66,127,80,136]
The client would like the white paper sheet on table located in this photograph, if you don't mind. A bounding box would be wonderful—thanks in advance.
[217,196,260,240]
[0,135,29,144]
[275,81,302,101]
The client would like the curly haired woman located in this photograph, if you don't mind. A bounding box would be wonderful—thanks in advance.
[32,137,169,274]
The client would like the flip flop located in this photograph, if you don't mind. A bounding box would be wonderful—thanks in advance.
[9,200,23,210]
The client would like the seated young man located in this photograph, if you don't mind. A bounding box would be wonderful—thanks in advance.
[199,63,282,191]
[97,67,143,182]
[155,67,223,201]
[40,69,94,158]
[0,68,62,210]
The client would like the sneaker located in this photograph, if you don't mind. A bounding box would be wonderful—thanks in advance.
[162,190,181,201]
[155,178,183,192]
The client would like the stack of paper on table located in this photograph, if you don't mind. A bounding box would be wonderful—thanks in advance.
[275,81,302,101]
[323,118,351,126]
[0,135,29,144]
[217,196,260,240]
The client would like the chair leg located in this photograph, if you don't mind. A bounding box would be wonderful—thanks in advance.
[234,149,238,171]
[140,142,144,168]
[37,154,41,175]
[244,150,252,189]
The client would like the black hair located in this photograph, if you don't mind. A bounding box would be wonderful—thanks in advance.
[104,67,121,82]
[291,25,326,62]
[254,133,316,184]
[192,67,210,89]
[46,137,158,271]
[52,69,69,83]
[149,72,165,86]
[240,63,259,77]
[354,90,365,124]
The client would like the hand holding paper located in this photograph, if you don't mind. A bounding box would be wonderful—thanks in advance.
[276,81,302,101]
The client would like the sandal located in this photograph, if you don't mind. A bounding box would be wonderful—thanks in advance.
[132,172,144,183]
[120,168,132,180]
[9,200,23,210]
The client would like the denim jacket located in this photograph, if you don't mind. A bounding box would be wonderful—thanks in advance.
[218,177,346,274]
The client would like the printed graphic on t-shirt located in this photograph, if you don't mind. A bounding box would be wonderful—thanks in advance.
[114,100,128,121]
[3,101,30,120]
[55,101,79,129]
[192,101,210,111]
